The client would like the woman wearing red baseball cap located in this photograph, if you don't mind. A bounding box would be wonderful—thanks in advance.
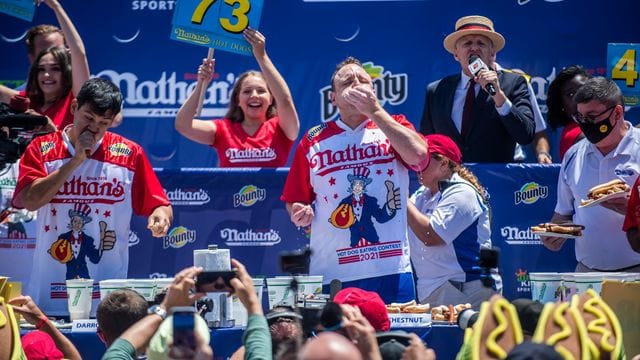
[407,134,501,309]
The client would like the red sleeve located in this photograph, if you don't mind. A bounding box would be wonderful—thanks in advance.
[623,177,640,231]
[12,138,47,208]
[281,138,314,204]
[131,148,170,216]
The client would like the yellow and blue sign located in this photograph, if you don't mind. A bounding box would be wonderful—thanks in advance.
[607,43,639,106]
[170,0,264,56]
[0,0,35,22]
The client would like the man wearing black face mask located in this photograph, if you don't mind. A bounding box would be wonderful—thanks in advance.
[540,77,640,273]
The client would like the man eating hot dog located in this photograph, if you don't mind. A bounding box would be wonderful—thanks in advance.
[540,77,640,272]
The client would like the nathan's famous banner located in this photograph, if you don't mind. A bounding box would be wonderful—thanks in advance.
[1,0,638,167]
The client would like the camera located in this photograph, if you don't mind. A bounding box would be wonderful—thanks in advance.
[195,270,237,293]
[478,247,500,289]
[279,246,311,274]
[0,101,48,166]
[171,306,197,350]
[457,308,480,330]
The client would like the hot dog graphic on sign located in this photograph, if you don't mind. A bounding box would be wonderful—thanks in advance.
[329,167,401,247]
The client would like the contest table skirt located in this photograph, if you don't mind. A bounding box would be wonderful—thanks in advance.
[20,324,463,360]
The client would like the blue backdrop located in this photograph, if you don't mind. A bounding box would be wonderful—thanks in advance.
[125,165,574,301]
[1,0,638,166]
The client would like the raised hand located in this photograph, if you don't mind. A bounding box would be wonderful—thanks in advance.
[197,58,215,85]
[343,84,380,117]
[244,27,266,59]
[290,202,314,227]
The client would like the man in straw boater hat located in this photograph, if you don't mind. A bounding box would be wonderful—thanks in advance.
[419,15,535,163]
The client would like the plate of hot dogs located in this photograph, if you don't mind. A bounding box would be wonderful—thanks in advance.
[530,223,584,238]
[579,179,630,208]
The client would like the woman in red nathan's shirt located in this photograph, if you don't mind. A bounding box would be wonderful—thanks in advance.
[546,65,590,161]
[175,28,300,168]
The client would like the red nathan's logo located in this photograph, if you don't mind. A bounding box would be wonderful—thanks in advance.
[309,140,394,176]
[51,176,126,204]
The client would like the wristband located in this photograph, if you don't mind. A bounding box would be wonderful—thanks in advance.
[35,316,48,329]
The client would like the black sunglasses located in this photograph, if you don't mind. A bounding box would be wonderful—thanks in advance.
[571,105,617,124]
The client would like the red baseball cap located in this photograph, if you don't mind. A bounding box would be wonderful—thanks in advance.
[21,330,64,360]
[425,134,462,165]
[333,287,390,332]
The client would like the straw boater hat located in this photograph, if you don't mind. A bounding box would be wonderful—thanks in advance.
[443,15,505,54]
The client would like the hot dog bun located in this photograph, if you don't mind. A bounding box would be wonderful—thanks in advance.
[586,179,630,200]
[531,223,585,236]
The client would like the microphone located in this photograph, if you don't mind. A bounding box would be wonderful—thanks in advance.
[468,55,496,96]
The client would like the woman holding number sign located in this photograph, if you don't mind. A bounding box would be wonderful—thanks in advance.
[175,28,300,167]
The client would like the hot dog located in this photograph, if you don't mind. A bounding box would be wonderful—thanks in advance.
[531,223,585,236]
[580,179,630,206]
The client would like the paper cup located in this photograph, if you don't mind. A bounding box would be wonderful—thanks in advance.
[232,278,265,327]
[573,272,603,295]
[529,273,562,303]
[297,275,323,298]
[99,279,128,300]
[66,279,94,321]
[127,279,156,301]
[267,277,295,309]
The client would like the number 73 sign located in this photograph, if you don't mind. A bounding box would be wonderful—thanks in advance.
[607,43,640,106]
[171,0,264,56]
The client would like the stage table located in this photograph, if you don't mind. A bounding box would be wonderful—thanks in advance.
[21,324,463,359]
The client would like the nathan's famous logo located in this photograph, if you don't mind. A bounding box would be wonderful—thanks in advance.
[95,69,237,118]
[108,143,132,157]
[500,226,541,245]
[165,188,210,206]
[309,139,394,176]
[514,182,548,205]
[233,185,266,207]
[52,176,126,204]
[319,62,408,121]
[162,226,196,249]
[40,141,55,155]
[220,228,281,246]
[515,268,531,293]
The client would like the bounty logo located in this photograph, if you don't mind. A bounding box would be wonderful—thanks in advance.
[233,185,266,207]
[162,226,196,249]
[108,143,132,157]
[165,188,210,206]
[515,268,531,293]
[514,182,548,205]
[319,62,408,121]
[501,226,541,245]
[220,228,281,246]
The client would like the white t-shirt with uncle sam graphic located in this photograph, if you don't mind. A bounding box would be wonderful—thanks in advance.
[281,115,413,285]
[15,130,169,316]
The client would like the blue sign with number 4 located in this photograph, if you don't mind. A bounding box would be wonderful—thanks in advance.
[607,43,640,106]
[170,0,264,56]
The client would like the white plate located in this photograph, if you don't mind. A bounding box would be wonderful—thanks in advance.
[579,191,629,208]
[531,231,581,239]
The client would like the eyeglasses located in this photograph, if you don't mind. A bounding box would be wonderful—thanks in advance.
[571,105,617,124]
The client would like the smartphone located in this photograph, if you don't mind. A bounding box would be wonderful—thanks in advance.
[172,306,196,351]
[195,270,237,293]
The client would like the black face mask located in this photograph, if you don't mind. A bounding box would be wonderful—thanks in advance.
[578,116,614,144]
[575,106,617,144]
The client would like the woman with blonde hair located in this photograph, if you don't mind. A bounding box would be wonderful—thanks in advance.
[407,134,501,309]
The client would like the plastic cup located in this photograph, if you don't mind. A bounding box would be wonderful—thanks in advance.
[573,272,603,295]
[232,278,265,327]
[99,279,128,300]
[296,275,323,299]
[267,277,295,309]
[127,279,156,301]
[66,279,94,321]
[529,273,562,303]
